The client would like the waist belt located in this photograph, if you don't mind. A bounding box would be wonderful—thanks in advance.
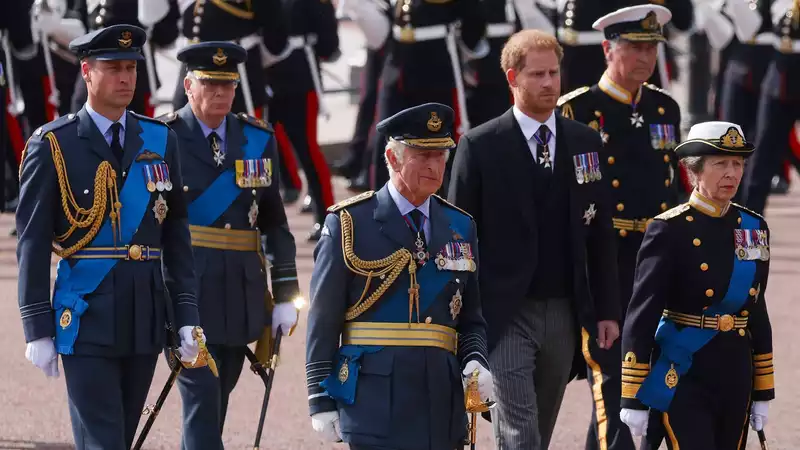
[393,24,451,43]
[557,27,605,46]
[612,217,653,233]
[777,37,800,54]
[486,23,515,38]
[662,310,749,332]
[69,245,161,261]
[746,32,775,46]
[189,225,260,251]
[342,322,457,354]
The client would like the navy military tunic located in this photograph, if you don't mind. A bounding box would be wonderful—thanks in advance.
[306,186,490,450]
[621,192,775,449]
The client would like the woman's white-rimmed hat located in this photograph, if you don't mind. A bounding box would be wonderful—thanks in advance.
[675,121,755,158]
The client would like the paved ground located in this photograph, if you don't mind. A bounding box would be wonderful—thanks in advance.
[1,21,798,450]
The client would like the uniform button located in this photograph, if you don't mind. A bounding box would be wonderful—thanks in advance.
[95,16,103,25]
[700,263,708,271]
[607,156,615,165]
[749,287,757,296]
[402,4,409,11]
[252,189,257,195]
[693,238,701,246]
[456,278,460,283]
[612,179,620,188]
[224,223,231,229]
[616,203,624,212]
[183,185,189,192]
[706,289,714,297]
[565,18,574,26]
[663,154,670,163]
[122,171,127,177]
[741,310,749,317]
[738,329,746,336]
[99,8,106,15]
[84,189,89,194]
[425,317,432,324]
[686,215,694,222]
[619,229,628,237]
[196,6,204,13]
[664,179,671,187]
[192,25,200,34]
[566,10,574,17]
[661,203,667,211]
[738,217,742,224]
[658,107,665,115]
[403,14,410,21]
[194,15,202,24]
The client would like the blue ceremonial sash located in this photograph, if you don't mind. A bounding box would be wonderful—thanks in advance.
[636,211,759,411]
[187,125,269,226]
[52,121,168,355]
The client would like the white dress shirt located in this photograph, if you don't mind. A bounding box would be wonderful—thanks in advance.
[512,105,558,169]
[85,102,127,147]
[388,181,432,239]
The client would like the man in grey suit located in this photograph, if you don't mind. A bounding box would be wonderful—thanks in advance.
[448,29,621,449]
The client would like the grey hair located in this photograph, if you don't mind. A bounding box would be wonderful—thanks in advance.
[680,155,705,188]
[604,38,620,65]
[384,139,451,178]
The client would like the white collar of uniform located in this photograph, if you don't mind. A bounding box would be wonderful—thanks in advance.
[85,102,127,137]
[598,71,644,105]
[513,105,557,142]
[387,181,431,219]
[689,190,730,218]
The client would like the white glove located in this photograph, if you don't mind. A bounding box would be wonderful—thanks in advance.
[750,401,769,431]
[25,337,59,378]
[272,302,298,337]
[620,408,649,437]
[178,326,201,363]
[311,411,342,442]
[462,360,494,402]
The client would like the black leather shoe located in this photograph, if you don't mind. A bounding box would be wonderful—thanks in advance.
[300,195,313,214]
[307,223,323,242]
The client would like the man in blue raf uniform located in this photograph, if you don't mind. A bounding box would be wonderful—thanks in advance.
[16,24,202,449]
[306,103,494,449]
[160,41,301,449]
[558,6,682,450]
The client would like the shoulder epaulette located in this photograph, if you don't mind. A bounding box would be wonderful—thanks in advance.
[327,191,375,213]
[157,111,179,124]
[131,111,170,126]
[731,202,765,221]
[557,86,590,107]
[237,112,274,132]
[33,113,78,137]
[655,203,690,220]
[432,194,473,219]
[643,83,674,99]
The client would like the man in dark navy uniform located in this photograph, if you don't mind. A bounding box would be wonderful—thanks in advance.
[558,5,681,450]
[265,0,340,241]
[306,103,493,449]
[160,41,302,449]
[16,24,204,449]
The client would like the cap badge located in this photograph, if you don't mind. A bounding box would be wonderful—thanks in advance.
[427,112,442,132]
[641,12,660,32]
[720,127,745,148]
[213,48,228,66]
[118,31,132,49]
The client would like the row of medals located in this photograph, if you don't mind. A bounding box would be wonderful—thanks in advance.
[143,165,173,193]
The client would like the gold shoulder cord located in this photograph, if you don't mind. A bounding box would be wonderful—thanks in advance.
[44,132,122,257]
[340,209,421,324]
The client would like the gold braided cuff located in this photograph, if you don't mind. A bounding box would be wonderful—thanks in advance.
[753,353,774,391]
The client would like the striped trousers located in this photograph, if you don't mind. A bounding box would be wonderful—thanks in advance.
[489,297,577,450]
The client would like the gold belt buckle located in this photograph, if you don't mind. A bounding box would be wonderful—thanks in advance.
[399,26,415,43]
[128,244,144,261]
[716,314,734,332]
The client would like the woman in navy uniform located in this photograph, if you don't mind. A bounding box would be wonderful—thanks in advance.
[161,41,301,449]
[619,121,774,449]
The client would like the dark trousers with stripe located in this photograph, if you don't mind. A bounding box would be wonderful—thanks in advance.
[170,344,247,450]
[270,89,334,225]
[62,354,159,450]
[489,298,577,450]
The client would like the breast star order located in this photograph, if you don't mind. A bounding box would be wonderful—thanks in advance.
[583,203,597,225]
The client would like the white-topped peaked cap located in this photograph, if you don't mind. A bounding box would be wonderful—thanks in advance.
[676,121,756,158]
[592,4,672,42]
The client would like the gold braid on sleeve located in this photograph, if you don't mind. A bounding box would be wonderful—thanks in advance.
[46,132,122,258]
[340,209,420,324]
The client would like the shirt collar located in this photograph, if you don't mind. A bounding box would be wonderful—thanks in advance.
[387,181,431,219]
[689,190,730,218]
[512,106,557,142]
[198,116,227,142]
[85,102,127,137]
[598,71,643,105]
